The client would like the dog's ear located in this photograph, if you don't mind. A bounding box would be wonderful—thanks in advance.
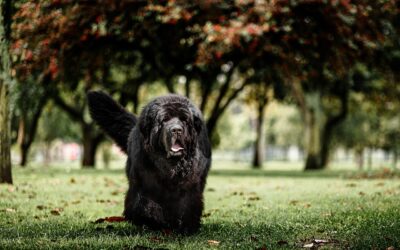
[87,91,137,153]
[190,106,204,134]
[138,103,161,141]
[193,114,203,133]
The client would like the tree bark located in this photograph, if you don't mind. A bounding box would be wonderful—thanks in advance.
[320,87,348,168]
[252,94,268,169]
[165,76,175,93]
[304,109,322,170]
[288,81,322,170]
[18,94,48,166]
[367,147,373,171]
[355,148,364,170]
[289,79,349,171]
[0,82,12,184]
[303,92,323,170]
[81,124,103,168]
[0,0,13,184]
[185,76,191,98]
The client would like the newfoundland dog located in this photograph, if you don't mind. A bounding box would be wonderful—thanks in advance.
[87,91,211,234]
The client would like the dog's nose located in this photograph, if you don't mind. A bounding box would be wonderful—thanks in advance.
[170,125,183,135]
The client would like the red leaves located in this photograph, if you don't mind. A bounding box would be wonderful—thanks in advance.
[48,57,58,79]
[94,216,126,223]
[215,51,223,60]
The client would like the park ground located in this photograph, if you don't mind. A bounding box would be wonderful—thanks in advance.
[0,161,399,250]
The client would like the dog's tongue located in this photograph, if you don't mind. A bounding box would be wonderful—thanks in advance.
[171,143,184,152]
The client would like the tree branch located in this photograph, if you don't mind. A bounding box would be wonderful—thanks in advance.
[52,93,84,123]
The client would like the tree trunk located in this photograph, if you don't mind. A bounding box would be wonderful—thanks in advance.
[304,92,323,170]
[252,96,268,169]
[367,147,373,171]
[320,87,348,168]
[185,77,191,98]
[20,143,29,167]
[0,82,12,184]
[0,0,13,184]
[17,95,47,167]
[165,76,175,93]
[81,124,103,168]
[355,148,364,170]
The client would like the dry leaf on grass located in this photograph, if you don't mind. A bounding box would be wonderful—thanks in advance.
[50,208,63,216]
[277,240,288,246]
[302,239,337,248]
[36,205,46,210]
[207,240,220,246]
[94,216,126,223]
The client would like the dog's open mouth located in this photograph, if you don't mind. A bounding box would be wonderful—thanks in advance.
[171,143,184,152]
[171,139,184,152]
[169,138,184,157]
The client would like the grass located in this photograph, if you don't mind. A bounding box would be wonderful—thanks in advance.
[0,161,399,250]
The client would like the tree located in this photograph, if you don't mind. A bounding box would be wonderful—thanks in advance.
[14,82,49,166]
[12,0,398,170]
[0,0,12,184]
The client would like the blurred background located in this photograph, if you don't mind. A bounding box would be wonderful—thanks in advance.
[1,0,399,174]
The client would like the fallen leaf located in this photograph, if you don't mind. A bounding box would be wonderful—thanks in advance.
[5,208,16,213]
[149,236,162,243]
[314,239,329,244]
[94,216,126,223]
[387,246,395,250]
[203,212,212,218]
[248,196,260,201]
[207,240,220,246]
[50,208,63,216]
[51,210,61,216]
[303,243,314,248]
[36,205,46,210]
[289,200,299,205]
[358,191,366,196]
[277,240,288,246]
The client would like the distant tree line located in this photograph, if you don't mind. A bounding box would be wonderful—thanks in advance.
[1,0,399,180]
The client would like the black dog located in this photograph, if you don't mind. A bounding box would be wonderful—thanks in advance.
[87,91,211,234]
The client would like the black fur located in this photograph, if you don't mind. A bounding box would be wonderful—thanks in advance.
[87,91,137,153]
[88,91,211,234]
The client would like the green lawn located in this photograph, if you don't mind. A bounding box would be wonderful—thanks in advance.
[0,162,399,249]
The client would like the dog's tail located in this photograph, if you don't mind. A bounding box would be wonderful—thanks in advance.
[87,91,136,153]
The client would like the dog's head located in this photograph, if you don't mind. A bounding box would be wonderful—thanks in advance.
[139,95,203,159]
